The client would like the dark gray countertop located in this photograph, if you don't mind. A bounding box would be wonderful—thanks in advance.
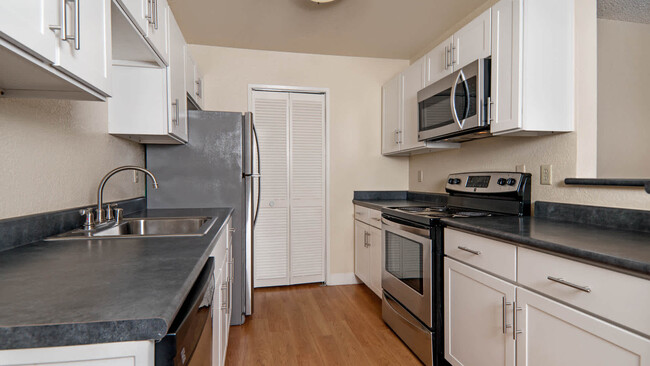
[0,207,233,350]
[353,199,433,210]
[441,216,650,277]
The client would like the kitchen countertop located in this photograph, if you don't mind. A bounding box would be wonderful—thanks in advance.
[0,207,233,350]
[353,199,438,211]
[441,216,650,278]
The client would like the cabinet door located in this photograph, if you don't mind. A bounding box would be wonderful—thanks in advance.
[516,287,650,366]
[55,0,111,95]
[453,9,491,70]
[381,73,401,155]
[116,0,149,35]
[213,267,223,366]
[425,37,453,86]
[444,258,515,366]
[400,57,426,151]
[146,0,169,64]
[490,0,522,134]
[0,0,57,63]
[354,221,369,285]
[167,12,188,142]
[368,225,382,297]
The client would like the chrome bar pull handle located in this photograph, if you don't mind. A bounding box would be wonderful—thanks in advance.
[458,246,481,255]
[72,0,79,50]
[444,46,449,70]
[502,297,512,334]
[153,0,159,30]
[451,43,456,65]
[487,96,494,123]
[513,301,522,340]
[145,0,153,23]
[547,276,592,293]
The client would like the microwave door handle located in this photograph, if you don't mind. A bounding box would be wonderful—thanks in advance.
[450,70,464,129]
[461,72,471,120]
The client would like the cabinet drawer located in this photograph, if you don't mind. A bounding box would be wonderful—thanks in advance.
[354,205,368,222]
[367,208,383,229]
[518,247,650,336]
[444,228,517,281]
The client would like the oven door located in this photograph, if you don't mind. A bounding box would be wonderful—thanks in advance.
[417,59,488,142]
[382,215,432,328]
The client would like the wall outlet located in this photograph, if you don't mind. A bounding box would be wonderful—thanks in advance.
[417,170,424,183]
[516,164,526,173]
[134,171,140,183]
[540,165,552,185]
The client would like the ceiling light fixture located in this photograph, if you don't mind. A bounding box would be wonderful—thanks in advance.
[310,0,336,4]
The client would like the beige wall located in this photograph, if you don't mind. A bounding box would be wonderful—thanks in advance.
[410,0,649,210]
[597,19,650,178]
[0,98,145,220]
[189,45,410,276]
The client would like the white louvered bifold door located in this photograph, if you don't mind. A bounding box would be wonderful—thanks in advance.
[252,91,290,287]
[252,90,326,287]
[289,93,326,285]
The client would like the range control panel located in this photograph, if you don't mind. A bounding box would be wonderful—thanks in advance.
[445,172,531,194]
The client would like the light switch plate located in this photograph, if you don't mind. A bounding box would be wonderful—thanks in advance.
[134,171,140,183]
[418,170,424,183]
[540,165,552,185]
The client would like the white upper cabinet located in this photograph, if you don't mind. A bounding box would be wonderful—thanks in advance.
[185,50,205,110]
[117,0,150,35]
[114,0,170,64]
[382,73,402,155]
[382,60,460,156]
[400,57,426,151]
[146,0,169,63]
[0,0,57,64]
[453,9,491,70]
[490,0,574,135]
[426,9,491,87]
[0,0,111,100]
[54,0,112,96]
[167,12,188,142]
[425,36,453,86]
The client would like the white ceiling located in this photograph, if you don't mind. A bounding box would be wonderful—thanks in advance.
[597,0,650,24]
[168,0,489,60]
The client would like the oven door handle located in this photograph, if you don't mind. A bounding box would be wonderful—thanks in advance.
[384,292,431,333]
[381,216,430,238]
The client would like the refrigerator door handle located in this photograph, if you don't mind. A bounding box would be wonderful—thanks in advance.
[252,122,261,225]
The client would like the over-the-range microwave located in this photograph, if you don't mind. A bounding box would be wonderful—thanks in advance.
[417,58,491,142]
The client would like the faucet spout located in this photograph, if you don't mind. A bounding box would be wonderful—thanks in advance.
[97,166,159,223]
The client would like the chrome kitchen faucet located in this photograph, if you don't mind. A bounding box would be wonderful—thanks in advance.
[96,166,159,223]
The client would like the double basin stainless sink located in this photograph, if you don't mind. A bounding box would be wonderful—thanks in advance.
[46,216,217,241]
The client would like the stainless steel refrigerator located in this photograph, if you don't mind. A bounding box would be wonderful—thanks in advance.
[146,110,259,325]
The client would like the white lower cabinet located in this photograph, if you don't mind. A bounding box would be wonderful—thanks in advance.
[444,258,515,366]
[0,341,154,366]
[517,287,650,366]
[210,218,233,366]
[353,206,382,297]
[444,228,650,366]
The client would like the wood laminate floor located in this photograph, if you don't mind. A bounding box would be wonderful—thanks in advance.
[225,284,423,365]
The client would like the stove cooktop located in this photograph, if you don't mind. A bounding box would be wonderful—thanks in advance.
[389,206,497,219]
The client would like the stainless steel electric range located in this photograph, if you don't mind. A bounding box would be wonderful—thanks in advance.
[381,172,532,366]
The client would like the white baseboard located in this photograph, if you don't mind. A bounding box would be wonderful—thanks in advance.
[327,272,362,286]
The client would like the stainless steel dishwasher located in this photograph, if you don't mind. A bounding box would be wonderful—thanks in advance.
[155,258,215,366]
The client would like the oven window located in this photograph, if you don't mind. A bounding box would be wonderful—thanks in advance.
[385,231,423,294]
[419,86,454,132]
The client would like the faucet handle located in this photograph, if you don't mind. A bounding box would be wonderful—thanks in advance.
[79,208,95,230]
[114,207,124,224]
[105,203,118,221]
